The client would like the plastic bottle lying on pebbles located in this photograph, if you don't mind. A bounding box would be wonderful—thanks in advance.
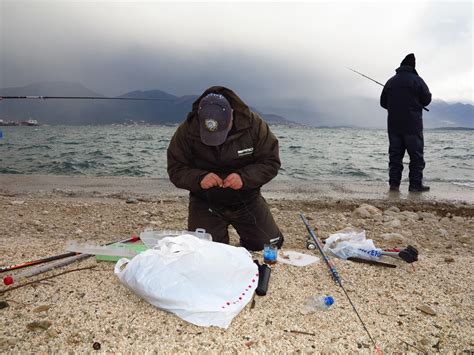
[301,295,334,314]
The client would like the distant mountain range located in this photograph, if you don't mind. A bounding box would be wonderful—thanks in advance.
[0,82,293,126]
[0,81,472,128]
[259,96,473,129]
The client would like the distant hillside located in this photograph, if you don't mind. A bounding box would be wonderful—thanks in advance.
[0,82,295,125]
[426,100,473,128]
[260,97,473,128]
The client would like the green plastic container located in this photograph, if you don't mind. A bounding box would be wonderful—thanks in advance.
[95,242,148,262]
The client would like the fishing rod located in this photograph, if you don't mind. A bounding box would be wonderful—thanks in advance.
[3,235,139,286]
[300,213,380,353]
[0,96,173,101]
[347,67,429,112]
[0,235,139,275]
[347,67,385,87]
[1,251,78,274]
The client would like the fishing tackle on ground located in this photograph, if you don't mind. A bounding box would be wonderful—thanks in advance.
[3,236,139,286]
[3,254,90,286]
[347,257,397,268]
[0,251,79,274]
[0,236,139,274]
[385,245,418,263]
[254,260,271,296]
[65,242,139,258]
[300,213,380,352]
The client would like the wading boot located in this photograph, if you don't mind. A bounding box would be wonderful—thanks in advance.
[409,185,430,192]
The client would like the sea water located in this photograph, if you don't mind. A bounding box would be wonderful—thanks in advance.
[0,125,472,188]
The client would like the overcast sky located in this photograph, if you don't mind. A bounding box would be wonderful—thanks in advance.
[0,0,472,111]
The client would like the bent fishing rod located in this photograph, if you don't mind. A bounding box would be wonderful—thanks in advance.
[300,213,380,353]
[347,67,429,112]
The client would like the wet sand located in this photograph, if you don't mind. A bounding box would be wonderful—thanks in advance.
[1,173,473,204]
[0,174,473,353]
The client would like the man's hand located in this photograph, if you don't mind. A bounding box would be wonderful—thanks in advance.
[200,173,223,189]
[223,173,243,190]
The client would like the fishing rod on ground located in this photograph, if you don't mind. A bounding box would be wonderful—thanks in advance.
[0,235,140,274]
[300,213,381,354]
[0,250,79,274]
[347,67,429,112]
[2,235,139,285]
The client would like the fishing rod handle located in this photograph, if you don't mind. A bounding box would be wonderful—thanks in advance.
[3,254,89,285]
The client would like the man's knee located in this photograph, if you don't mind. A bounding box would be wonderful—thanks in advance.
[233,197,284,251]
[241,231,284,251]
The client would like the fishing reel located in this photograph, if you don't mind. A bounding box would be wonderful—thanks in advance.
[398,245,418,263]
[306,239,317,250]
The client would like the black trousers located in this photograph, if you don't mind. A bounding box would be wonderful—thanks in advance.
[388,132,425,187]
[188,194,284,251]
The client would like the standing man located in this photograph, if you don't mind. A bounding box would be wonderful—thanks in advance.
[380,53,432,192]
[167,86,284,251]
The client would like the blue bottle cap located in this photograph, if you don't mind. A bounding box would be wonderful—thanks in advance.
[263,245,277,261]
[324,296,334,306]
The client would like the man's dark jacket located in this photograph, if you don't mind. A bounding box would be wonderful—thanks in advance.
[380,65,432,134]
[167,86,280,206]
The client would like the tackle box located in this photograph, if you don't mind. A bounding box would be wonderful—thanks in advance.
[139,228,212,248]
[95,242,148,262]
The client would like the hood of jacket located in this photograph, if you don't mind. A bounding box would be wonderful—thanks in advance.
[396,65,419,76]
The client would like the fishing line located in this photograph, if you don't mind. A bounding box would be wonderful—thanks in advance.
[0,95,174,101]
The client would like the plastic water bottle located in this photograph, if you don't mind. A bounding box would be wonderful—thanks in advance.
[301,295,334,314]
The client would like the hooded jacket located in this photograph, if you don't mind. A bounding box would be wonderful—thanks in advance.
[167,86,281,206]
[380,66,432,134]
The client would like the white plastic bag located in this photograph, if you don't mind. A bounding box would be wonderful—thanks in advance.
[323,229,382,261]
[114,234,258,329]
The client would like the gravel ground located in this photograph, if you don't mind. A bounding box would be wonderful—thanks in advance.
[0,189,473,353]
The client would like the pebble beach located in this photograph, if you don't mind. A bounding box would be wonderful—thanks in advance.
[0,174,473,353]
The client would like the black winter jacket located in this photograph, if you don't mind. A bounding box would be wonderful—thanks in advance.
[380,66,432,134]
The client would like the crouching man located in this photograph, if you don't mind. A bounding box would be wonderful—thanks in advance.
[167,86,284,251]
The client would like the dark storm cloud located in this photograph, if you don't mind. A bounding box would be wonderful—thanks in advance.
[0,1,330,103]
[0,1,472,126]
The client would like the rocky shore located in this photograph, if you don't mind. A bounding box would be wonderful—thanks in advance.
[0,175,473,353]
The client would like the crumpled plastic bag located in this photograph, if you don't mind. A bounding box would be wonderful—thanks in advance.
[115,234,258,329]
[323,228,382,261]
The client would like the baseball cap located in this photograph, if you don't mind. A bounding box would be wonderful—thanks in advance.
[198,93,233,146]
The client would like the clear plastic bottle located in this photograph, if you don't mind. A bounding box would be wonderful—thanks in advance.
[301,295,334,314]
